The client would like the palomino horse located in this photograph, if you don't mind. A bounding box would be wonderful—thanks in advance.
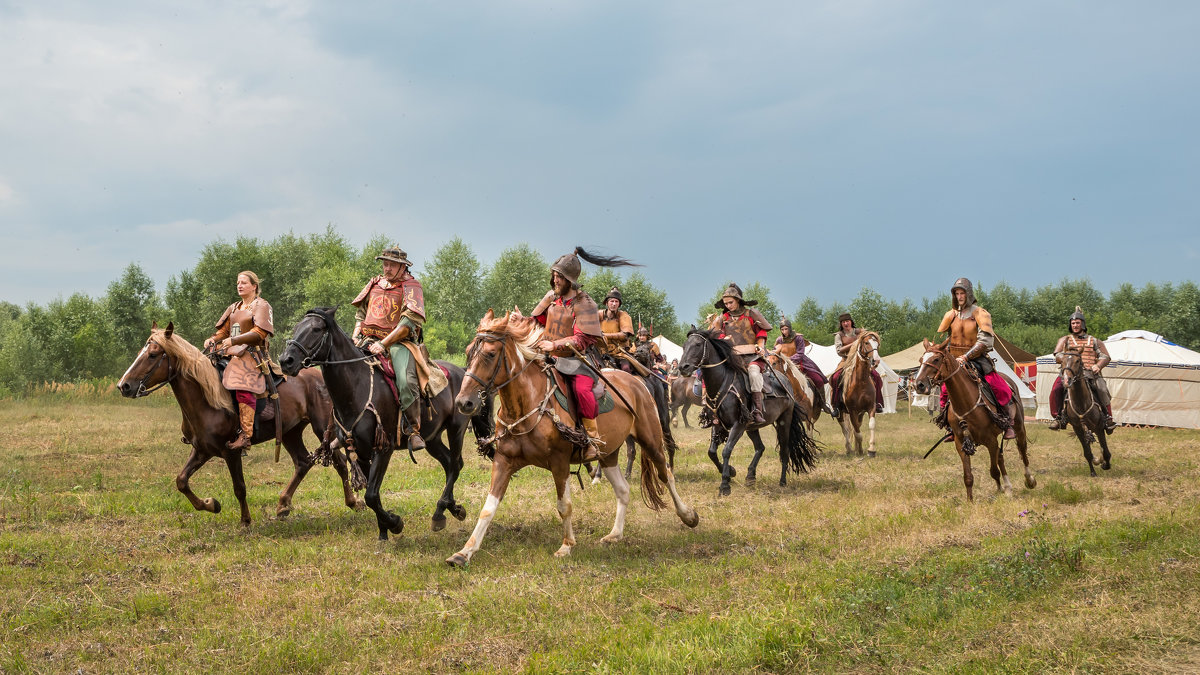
[278,308,494,540]
[1059,348,1113,475]
[766,351,817,430]
[678,329,820,496]
[448,310,699,567]
[912,338,1036,501]
[835,331,881,457]
[118,322,363,525]
[669,375,702,428]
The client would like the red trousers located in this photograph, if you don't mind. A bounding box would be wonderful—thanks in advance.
[1049,377,1111,417]
[940,372,1012,408]
[571,374,597,419]
[235,391,256,407]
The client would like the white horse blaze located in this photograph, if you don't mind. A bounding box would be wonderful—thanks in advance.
[120,344,150,383]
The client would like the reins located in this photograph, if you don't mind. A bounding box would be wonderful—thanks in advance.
[132,343,178,397]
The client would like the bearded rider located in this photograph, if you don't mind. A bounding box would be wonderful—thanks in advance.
[936,277,1017,440]
[775,316,832,415]
[708,283,772,424]
[204,270,274,453]
[597,286,636,374]
[828,312,885,417]
[1048,306,1116,433]
[532,247,638,462]
[351,245,445,453]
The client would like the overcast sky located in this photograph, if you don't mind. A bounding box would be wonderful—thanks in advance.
[2,1,1198,316]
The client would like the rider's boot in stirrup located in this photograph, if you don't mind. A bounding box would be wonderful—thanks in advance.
[1048,413,1067,431]
[692,377,702,398]
[1104,413,1116,434]
[227,402,255,453]
[402,400,425,452]
[751,392,766,425]
[580,417,604,462]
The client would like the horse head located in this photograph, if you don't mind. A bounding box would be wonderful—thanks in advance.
[912,337,952,396]
[679,328,743,378]
[856,331,881,368]
[457,308,540,415]
[1059,348,1084,389]
[279,307,338,375]
[118,321,177,398]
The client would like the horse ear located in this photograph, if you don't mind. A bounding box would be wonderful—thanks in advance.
[152,320,158,331]
[164,322,174,339]
[483,308,495,322]
[922,338,931,349]
[512,305,524,318]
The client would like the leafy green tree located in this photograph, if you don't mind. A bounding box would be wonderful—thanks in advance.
[421,237,485,356]
[481,244,549,316]
[104,263,162,361]
[579,269,682,343]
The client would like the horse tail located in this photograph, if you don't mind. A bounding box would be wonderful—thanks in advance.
[573,247,640,269]
[638,443,669,511]
[787,402,821,474]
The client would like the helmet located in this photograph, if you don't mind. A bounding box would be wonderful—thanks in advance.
[951,278,976,310]
[714,283,758,309]
[604,287,622,305]
[1069,305,1086,333]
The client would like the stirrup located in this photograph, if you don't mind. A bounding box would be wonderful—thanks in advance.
[408,432,426,452]
[226,430,250,452]
[1048,415,1066,430]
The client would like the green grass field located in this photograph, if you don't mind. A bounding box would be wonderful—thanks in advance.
[2,395,1198,673]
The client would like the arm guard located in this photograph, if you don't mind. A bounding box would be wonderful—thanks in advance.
[962,331,994,361]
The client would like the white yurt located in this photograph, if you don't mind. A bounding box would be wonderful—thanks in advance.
[1035,332,1200,428]
[804,342,901,413]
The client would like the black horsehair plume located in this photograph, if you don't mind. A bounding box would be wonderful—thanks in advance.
[574,247,640,269]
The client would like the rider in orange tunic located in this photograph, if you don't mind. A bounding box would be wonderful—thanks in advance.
[204,271,274,452]
[709,283,772,424]
[936,277,1016,440]
[1048,306,1115,433]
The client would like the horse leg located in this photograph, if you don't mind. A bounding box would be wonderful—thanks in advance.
[954,435,975,502]
[1096,420,1112,470]
[989,440,1012,496]
[175,447,219,514]
[364,445,403,541]
[624,437,637,481]
[1011,404,1036,489]
[840,413,854,455]
[447,455,517,567]
[275,427,314,518]
[426,436,463,531]
[1076,424,1098,477]
[223,451,252,526]
[552,464,577,558]
[600,465,631,544]
[633,419,700,529]
[328,443,366,511]
[744,429,766,487]
[775,415,790,487]
[681,402,691,428]
[719,425,746,497]
[866,411,877,458]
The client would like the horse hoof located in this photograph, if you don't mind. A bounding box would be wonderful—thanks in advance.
[431,517,446,532]
[718,485,731,497]
[1103,462,1111,471]
[276,506,291,519]
[600,534,622,544]
[451,504,468,521]
[206,498,221,514]
[778,479,786,488]
[553,546,572,558]
[1025,476,1037,489]
[868,451,876,458]
[446,552,469,567]
[352,498,367,511]
[745,477,756,488]
[682,510,700,528]
[388,518,404,535]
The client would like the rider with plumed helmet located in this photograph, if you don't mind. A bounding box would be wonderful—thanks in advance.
[351,244,446,452]
[1048,306,1115,432]
[203,270,275,452]
[532,247,638,461]
[936,277,1017,439]
[709,283,772,424]
[828,312,884,417]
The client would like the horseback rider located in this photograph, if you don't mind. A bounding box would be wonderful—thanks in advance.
[828,312,885,417]
[775,316,832,415]
[936,277,1017,440]
[636,326,666,373]
[351,245,445,453]
[597,286,636,373]
[1048,306,1116,433]
[203,271,274,452]
[532,248,638,461]
[708,283,772,425]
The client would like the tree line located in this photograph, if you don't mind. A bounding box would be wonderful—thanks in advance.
[2,225,1198,395]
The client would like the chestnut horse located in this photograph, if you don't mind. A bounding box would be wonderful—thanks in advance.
[835,331,881,457]
[766,351,817,430]
[669,375,703,428]
[912,338,1036,500]
[117,322,362,525]
[448,310,699,567]
[1059,348,1113,475]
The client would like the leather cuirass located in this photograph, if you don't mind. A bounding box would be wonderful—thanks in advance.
[1068,335,1099,369]
[721,312,759,355]
[360,284,408,336]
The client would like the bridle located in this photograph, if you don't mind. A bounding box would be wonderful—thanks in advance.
[130,341,178,398]
[682,332,728,375]
[285,311,374,368]
[1060,351,1099,417]
[463,331,537,397]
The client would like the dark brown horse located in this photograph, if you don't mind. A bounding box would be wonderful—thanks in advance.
[835,331,881,457]
[117,322,362,525]
[912,338,1036,501]
[678,329,820,496]
[1059,348,1113,475]
[669,375,703,427]
[448,310,699,567]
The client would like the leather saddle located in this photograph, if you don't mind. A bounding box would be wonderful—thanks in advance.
[759,365,795,400]
[211,355,286,390]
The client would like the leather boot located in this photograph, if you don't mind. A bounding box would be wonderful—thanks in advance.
[580,417,604,462]
[1003,425,1016,440]
[227,402,255,453]
[1104,413,1116,434]
[1048,413,1067,431]
[401,400,425,452]
[750,392,766,425]
[692,377,702,398]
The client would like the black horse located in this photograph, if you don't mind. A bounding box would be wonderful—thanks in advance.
[678,328,820,496]
[279,307,493,540]
[588,341,678,483]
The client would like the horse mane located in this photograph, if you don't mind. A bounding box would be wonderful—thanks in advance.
[688,328,748,373]
[476,311,545,363]
[149,329,235,413]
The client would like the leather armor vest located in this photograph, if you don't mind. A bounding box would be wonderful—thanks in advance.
[1068,334,1099,370]
[216,298,274,344]
[721,312,759,355]
[599,310,633,355]
[948,315,979,360]
[360,284,409,337]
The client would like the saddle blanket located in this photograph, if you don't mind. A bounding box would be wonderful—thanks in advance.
[554,387,615,416]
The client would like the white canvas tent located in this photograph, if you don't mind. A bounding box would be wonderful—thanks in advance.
[651,335,683,364]
[803,342,901,413]
[1035,332,1200,428]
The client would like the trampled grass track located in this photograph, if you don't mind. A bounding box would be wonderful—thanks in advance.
[2,395,1198,673]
